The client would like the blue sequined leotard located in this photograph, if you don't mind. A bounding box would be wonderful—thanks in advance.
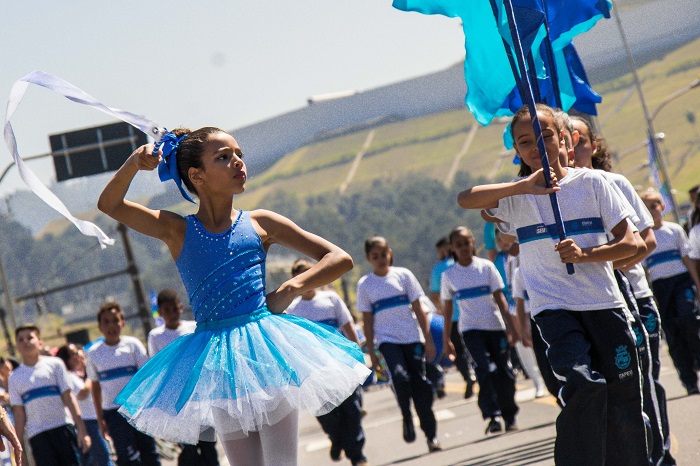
[116,211,370,444]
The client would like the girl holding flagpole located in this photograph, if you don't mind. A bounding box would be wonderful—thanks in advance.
[457,104,648,465]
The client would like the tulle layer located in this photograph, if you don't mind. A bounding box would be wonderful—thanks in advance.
[116,308,371,444]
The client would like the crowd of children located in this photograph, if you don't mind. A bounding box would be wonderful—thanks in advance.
[0,104,698,466]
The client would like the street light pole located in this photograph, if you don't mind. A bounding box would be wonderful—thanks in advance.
[612,2,681,221]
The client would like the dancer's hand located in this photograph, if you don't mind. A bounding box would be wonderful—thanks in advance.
[131,144,161,171]
[442,339,456,361]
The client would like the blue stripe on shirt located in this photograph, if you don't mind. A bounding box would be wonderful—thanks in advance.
[517,217,605,243]
[455,286,492,300]
[317,318,340,329]
[371,294,410,313]
[646,249,682,268]
[97,365,138,382]
[21,385,61,404]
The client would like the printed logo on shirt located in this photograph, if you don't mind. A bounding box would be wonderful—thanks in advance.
[614,345,632,370]
[371,295,410,314]
[21,385,61,404]
[97,365,138,381]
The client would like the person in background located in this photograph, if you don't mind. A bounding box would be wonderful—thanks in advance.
[429,237,477,399]
[357,236,441,453]
[287,259,369,466]
[10,325,91,466]
[86,303,160,466]
[57,343,114,466]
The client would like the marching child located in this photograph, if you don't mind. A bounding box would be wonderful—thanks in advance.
[56,343,114,466]
[457,103,647,465]
[641,191,700,395]
[441,226,519,433]
[357,236,441,453]
[147,289,197,356]
[86,303,161,466]
[147,290,218,466]
[10,325,91,466]
[286,259,369,466]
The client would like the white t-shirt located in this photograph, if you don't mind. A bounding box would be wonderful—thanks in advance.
[441,258,505,332]
[688,223,700,260]
[491,168,630,315]
[286,290,352,331]
[598,171,655,299]
[512,267,531,314]
[68,372,97,421]
[356,267,425,346]
[148,321,197,356]
[86,336,148,410]
[9,357,72,439]
[644,221,691,282]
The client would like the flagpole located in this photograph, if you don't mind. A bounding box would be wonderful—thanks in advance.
[501,0,574,274]
[611,2,680,221]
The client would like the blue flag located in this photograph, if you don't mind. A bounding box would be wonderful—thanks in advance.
[393,0,610,124]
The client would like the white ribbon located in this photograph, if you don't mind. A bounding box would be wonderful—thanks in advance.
[3,71,165,248]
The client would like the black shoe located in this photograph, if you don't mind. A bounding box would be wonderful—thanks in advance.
[505,420,519,432]
[403,418,416,443]
[436,387,446,399]
[351,457,370,466]
[427,438,442,452]
[687,386,700,396]
[330,442,342,461]
[464,380,475,399]
[485,417,503,435]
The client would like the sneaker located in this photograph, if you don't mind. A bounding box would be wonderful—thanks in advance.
[688,386,700,396]
[403,418,416,443]
[505,420,519,432]
[427,438,443,452]
[464,380,476,399]
[485,417,503,435]
[330,442,342,461]
[352,457,370,466]
[436,387,446,399]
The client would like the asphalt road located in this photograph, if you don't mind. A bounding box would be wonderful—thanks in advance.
[162,343,699,466]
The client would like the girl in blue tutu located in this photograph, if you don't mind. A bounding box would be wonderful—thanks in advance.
[97,127,371,465]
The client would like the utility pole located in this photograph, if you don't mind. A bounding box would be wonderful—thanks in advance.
[612,2,680,221]
[117,223,153,336]
[0,257,16,355]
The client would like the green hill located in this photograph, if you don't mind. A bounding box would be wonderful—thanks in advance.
[234,37,700,212]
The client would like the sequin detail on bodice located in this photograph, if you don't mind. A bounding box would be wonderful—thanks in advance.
[175,211,267,322]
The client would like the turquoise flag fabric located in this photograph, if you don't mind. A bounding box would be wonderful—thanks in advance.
[392,0,610,125]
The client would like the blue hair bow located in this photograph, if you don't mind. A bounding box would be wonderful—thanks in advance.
[156,131,196,204]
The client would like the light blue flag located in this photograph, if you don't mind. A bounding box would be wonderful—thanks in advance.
[393,0,610,125]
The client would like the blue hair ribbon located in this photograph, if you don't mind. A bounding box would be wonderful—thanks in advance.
[156,131,196,204]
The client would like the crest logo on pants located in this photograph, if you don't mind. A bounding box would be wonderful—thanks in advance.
[615,345,631,370]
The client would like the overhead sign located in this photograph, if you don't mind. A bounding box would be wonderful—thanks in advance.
[49,121,147,182]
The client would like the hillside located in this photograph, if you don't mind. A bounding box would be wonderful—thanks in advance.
[231,36,700,212]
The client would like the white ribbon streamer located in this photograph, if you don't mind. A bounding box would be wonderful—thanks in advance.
[3,71,165,248]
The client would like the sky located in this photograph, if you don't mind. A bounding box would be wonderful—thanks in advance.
[0,0,464,196]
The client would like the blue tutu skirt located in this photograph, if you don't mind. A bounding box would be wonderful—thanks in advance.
[116,307,371,444]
